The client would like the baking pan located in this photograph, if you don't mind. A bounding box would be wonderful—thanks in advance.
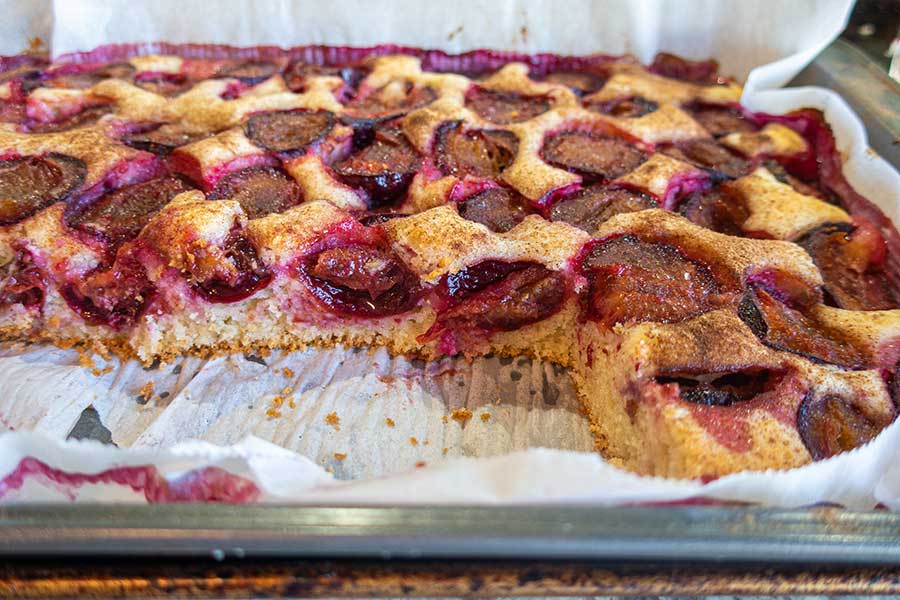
[0,39,899,573]
[792,38,900,166]
[2,504,900,565]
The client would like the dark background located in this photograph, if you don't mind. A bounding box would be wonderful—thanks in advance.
[844,0,900,71]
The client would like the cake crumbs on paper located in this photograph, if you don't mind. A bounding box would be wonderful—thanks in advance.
[78,351,95,371]
[450,408,473,424]
[325,412,341,430]
[266,407,282,419]
[409,436,418,446]
[281,367,295,378]
[137,381,155,402]
[480,412,491,422]
[385,417,395,427]
[334,452,347,461]
[265,383,298,415]
[91,363,114,377]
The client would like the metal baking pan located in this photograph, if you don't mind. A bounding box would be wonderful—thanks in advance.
[2,504,900,565]
[0,39,899,574]
[792,38,900,166]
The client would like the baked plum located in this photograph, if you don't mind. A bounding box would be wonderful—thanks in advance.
[435,121,518,180]
[0,247,44,309]
[423,261,566,347]
[333,122,420,208]
[285,61,369,93]
[122,125,208,156]
[738,283,868,369]
[66,175,195,246]
[689,105,757,137]
[582,235,735,326]
[663,139,750,180]
[61,254,155,329]
[797,393,889,460]
[550,186,657,233]
[465,87,551,124]
[0,153,86,225]
[245,110,334,154]
[797,222,898,311]
[457,188,530,233]
[542,132,647,182]
[541,70,605,95]
[300,243,420,317]
[587,96,659,118]
[208,166,304,219]
[649,53,719,84]
[217,61,282,85]
[678,188,749,237]
[192,234,272,304]
[344,82,436,121]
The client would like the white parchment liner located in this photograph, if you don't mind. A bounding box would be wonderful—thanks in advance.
[3,0,900,509]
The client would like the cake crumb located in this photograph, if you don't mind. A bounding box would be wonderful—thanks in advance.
[78,352,95,370]
[447,24,463,41]
[325,412,341,430]
[334,452,347,461]
[480,412,491,422]
[288,398,296,409]
[415,461,427,468]
[424,440,430,446]
[441,415,448,424]
[281,367,295,378]
[385,417,395,427]
[137,381,155,402]
[281,386,293,395]
[442,447,449,455]
[266,407,282,419]
[410,436,418,446]
[91,363,114,377]
[451,408,473,424]
[325,467,333,474]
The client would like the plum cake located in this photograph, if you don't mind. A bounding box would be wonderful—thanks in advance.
[0,46,898,478]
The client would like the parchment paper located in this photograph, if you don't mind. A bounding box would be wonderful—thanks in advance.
[3,0,900,508]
